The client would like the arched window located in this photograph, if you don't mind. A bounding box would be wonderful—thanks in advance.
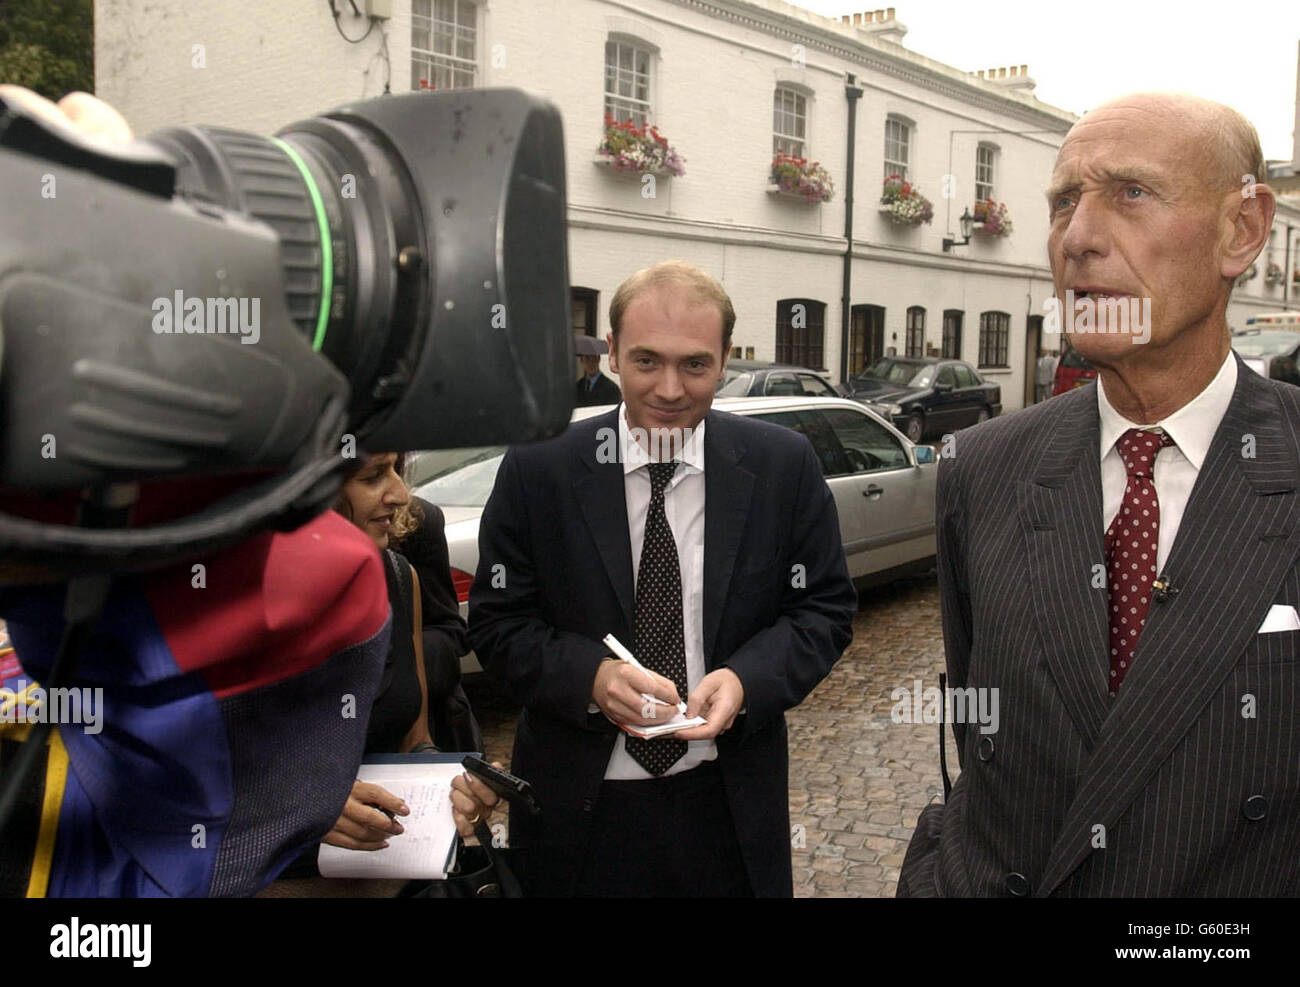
[773,87,807,157]
[975,143,999,200]
[605,37,655,127]
[884,115,913,180]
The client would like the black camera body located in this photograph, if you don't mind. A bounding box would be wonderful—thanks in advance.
[0,88,574,574]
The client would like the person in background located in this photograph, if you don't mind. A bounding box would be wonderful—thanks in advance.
[1035,348,1058,402]
[270,453,499,894]
[391,491,484,753]
[575,351,622,407]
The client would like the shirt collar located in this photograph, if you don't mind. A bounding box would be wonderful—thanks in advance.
[617,402,707,477]
[1097,351,1236,470]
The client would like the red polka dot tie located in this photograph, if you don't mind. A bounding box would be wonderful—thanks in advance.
[1105,428,1175,696]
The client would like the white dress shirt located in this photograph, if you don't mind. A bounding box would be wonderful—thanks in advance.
[603,402,716,780]
[1098,352,1237,572]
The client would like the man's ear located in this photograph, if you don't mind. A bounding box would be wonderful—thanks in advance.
[1220,182,1275,281]
[606,332,619,375]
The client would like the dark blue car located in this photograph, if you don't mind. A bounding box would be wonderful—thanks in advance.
[838,357,1001,443]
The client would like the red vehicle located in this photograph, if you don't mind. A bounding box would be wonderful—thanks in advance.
[1053,343,1097,395]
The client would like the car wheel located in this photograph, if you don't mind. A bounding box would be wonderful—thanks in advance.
[905,413,924,443]
[975,407,990,424]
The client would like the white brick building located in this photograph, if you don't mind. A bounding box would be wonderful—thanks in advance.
[93,0,1300,409]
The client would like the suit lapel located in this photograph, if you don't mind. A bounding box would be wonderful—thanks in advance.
[1036,359,1300,894]
[574,410,635,635]
[1017,387,1112,750]
[702,411,754,664]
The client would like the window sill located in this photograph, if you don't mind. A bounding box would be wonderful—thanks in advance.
[593,154,676,179]
[767,183,829,204]
[977,366,1013,374]
[877,204,925,226]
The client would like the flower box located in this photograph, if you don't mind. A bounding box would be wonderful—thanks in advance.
[769,152,833,203]
[879,174,933,226]
[972,197,1013,237]
[593,155,676,179]
[596,115,685,178]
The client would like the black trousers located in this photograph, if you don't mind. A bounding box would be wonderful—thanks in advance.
[574,760,753,897]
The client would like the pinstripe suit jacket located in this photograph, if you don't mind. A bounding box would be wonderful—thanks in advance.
[898,354,1300,897]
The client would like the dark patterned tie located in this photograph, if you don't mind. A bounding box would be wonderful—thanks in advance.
[626,460,688,775]
[1105,428,1175,696]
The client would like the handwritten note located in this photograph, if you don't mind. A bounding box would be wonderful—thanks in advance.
[317,759,462,880]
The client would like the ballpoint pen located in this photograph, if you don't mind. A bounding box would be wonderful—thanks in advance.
[601,633,688,714]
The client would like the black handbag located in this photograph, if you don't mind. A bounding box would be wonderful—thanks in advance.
[399,821,523,898]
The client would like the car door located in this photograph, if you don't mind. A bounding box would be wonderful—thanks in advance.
[812,405,934,576]
[950,362,984,425]
[744,408,865,575]
[928,364,961,432]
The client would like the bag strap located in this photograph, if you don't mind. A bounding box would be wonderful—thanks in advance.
[938,672,952,800]
[472,818,524,897]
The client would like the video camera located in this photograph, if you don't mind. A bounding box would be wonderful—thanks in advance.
[0,87,573,577]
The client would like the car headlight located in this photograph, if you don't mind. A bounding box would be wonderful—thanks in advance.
[874,402,903,416]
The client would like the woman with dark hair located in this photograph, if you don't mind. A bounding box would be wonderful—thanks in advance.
[269,452,496,892]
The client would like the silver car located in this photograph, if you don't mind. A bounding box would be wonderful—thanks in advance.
[407,397,937,672]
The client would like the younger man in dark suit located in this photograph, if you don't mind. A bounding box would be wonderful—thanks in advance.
[470,260,855,896]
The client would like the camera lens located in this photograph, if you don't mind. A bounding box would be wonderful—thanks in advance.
[149,89,573,452]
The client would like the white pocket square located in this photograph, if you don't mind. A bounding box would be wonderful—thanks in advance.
[1258,604,1300,634]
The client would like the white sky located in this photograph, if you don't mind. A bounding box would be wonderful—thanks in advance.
[790,0,1300,163]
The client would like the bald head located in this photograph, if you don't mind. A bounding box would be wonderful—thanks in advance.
[1069,92,1264,193]
[1045,89,1275,390]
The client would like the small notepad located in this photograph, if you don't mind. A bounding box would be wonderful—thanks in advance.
[317,753,470,880]
[612,710,707,739]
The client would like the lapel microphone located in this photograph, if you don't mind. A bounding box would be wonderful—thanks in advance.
[1153,573,1178,604]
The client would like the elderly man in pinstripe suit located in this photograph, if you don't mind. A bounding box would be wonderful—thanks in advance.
[898,93,1293,896]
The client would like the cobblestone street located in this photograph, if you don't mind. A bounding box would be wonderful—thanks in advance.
[466,572,958,898]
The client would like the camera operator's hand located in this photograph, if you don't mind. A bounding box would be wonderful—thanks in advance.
[0,86,132,142]
[322,780,408,851]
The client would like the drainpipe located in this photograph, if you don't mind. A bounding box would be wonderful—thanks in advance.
[841,75,863,383]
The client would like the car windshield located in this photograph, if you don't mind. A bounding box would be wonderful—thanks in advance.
[411,447,506,507]
[1233,333,1300,358]
[716,370,754,395]
[860,359,931,387]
